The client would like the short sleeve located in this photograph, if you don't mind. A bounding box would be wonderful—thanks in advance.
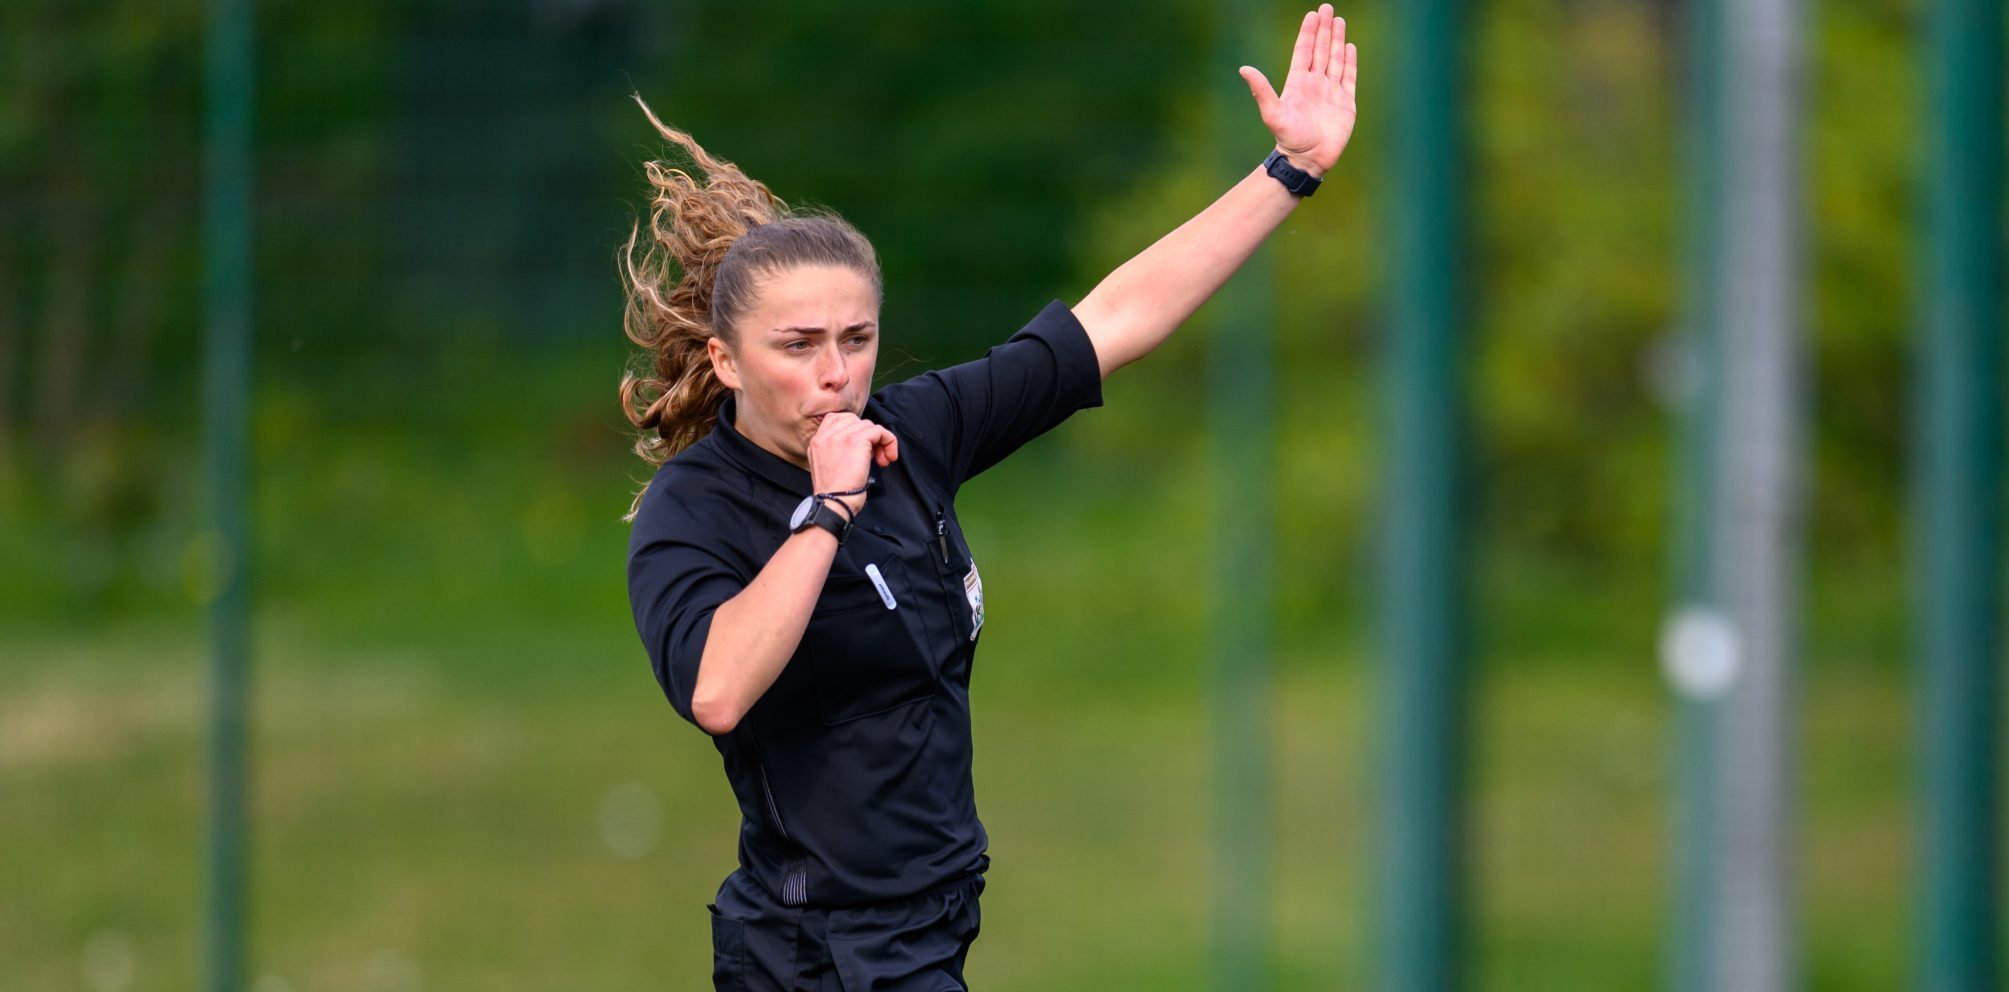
[627,483,752,730]
[877,300,1104,487]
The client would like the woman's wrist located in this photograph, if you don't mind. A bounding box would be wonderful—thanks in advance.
[1260,149,1325,199]
[1274,146,1326,179]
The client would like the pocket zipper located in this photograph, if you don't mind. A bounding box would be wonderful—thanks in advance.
[761,770,809,906]
[757,763,788,841]
[744,738,790,841]
[749,743,808,906]
[935,509,950,564]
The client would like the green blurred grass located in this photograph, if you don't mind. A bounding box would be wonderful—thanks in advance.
[1,350,1934,990]
[1,604,1918,991]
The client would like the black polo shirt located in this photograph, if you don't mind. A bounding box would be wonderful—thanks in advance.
[627,300,1103,909]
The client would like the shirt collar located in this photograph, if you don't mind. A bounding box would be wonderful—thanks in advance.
[711,396,813,496]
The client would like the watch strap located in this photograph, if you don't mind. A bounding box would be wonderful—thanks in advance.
[1262,149,1322,197]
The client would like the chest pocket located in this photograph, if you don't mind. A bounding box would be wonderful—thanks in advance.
[799,555,935,726]
[928,504,983,651]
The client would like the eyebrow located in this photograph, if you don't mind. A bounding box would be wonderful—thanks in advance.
[769,321,877,336]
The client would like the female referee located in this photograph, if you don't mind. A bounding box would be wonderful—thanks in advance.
[623,7,1357,989]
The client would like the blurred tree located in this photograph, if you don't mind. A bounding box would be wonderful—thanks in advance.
[389,0,645,343]
[3,0,202,453]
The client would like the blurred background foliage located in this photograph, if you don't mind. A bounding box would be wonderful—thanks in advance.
[0,0,1965,989]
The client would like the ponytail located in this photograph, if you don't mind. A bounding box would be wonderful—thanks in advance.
[618,96,780,519]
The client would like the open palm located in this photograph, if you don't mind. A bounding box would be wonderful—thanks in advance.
[1239,4,1359,175]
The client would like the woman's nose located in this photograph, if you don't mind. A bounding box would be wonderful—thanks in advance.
[817,345,849,390]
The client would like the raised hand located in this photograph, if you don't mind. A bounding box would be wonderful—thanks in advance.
[1238,4,1359,177]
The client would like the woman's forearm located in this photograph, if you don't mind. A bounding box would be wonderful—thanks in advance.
[1073,3,1359,377]
[1072,160,1307,378]
[689,528,839,735]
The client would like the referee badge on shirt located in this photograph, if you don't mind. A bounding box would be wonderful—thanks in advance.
[963,562,984,640]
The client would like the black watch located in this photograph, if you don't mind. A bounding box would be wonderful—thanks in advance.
[790,494,851,544]
[1262,149,1322,197]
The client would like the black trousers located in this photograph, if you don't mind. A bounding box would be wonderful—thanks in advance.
[709,869,985,992]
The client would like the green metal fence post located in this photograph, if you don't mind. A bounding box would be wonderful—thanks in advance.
[1380,0,1467,987]
[1914,0,2004,985]
[1666,0,1725,987]
[202,0,255,990]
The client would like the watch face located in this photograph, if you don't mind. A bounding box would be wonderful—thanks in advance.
[790,495,816,530]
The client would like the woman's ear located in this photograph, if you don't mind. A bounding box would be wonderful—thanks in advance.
[707,337,740,391]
